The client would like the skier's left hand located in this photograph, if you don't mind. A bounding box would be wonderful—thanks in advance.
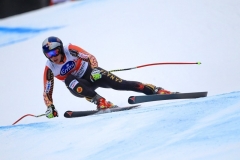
[45,104,58,118]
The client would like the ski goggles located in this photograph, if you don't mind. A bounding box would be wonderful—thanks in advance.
[45,49,60,59]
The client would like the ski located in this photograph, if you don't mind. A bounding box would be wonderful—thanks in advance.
[128,92,208,104]
[64,105,140,118]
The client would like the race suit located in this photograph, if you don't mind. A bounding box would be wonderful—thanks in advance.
[43,43,98,107]
[43,44,156,107]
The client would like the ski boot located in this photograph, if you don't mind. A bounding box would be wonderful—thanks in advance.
[96,97,118,110]
[89,94,118,110]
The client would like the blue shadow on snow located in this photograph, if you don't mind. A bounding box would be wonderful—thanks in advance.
[0,26,64,48]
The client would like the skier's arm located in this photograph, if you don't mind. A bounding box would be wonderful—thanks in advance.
[43,66,58,118]
[68,44,98,68]
[43,66,54,107]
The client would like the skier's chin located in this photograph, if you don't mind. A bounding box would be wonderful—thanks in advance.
[53,59,60,64]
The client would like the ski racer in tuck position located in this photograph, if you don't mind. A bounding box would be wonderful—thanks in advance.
[42,36,176,118]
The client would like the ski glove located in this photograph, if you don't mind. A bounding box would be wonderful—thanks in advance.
[90,68,102,82]
[45,104,58,119]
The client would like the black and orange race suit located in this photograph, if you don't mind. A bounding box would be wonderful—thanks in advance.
[43,43,98,107]
[43,44,156,108]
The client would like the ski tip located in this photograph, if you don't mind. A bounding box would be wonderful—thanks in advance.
[64,110,73,118]
[128,96,136,104]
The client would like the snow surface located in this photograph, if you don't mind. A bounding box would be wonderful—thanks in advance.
[0,0,240,159]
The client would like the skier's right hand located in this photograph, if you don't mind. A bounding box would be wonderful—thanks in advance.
[45,104,58,119]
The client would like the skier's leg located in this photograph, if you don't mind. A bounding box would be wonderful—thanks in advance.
[65,74,96,98]
[65,74,117,109]
[88,67,173,95]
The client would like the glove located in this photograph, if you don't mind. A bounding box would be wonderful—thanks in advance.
[90,68,102,82]
[45,104,58,119]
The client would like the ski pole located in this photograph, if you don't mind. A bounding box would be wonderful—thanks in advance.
[109,62,201,72]
[12,113,46,125]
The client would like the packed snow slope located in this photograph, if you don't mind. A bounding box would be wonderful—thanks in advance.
[1,92,240,160]
[0,0,240,126]
[0,0,240,159]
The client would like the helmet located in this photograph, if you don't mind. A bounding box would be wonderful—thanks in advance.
[42,36,64,58]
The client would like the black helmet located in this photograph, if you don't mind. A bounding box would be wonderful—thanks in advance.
[42,36,64,58]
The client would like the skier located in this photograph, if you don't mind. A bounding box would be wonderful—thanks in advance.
[43,36,175,118]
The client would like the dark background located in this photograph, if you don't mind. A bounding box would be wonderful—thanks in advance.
[0,0,50,19]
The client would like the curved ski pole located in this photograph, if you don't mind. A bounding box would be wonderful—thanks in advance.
[109,62,201,72]
[12,113,46,125]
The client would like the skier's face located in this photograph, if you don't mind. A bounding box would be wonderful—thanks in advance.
[45,48,62,64]
[50,53,62,64]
